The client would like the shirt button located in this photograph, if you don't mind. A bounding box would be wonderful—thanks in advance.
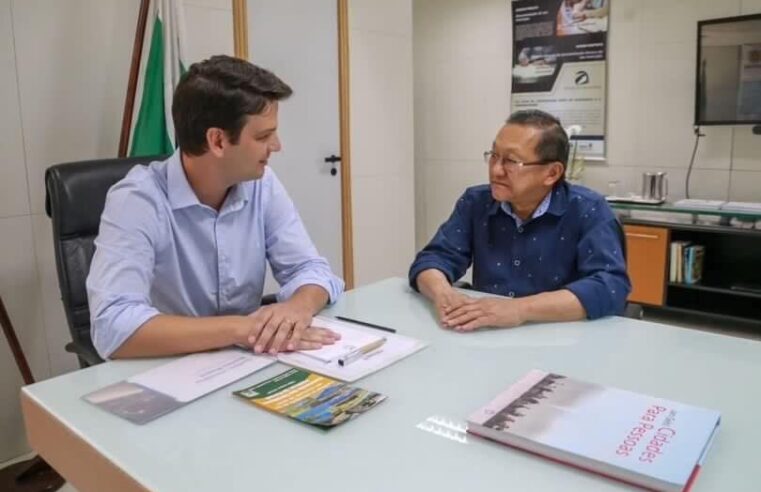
[508,291,515,298]
[513,259,521,266]
[517,227,524,233]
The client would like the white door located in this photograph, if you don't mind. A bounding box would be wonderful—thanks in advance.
[246,0,344,293]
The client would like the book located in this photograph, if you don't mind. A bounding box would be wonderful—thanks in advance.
[684,245,705,285]
[233,368,386,428]
[467,370,720,492]
[670,241,691,284]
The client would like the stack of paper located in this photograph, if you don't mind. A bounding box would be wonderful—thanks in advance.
[673,199,725,210]
[722,201,761,213]
[277,316,427,382]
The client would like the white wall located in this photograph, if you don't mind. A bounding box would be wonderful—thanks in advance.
[413,0,761,247]
[0,0,413,463]
[349,0,416,286]
[413,0,512,246]
[0,0,233,463]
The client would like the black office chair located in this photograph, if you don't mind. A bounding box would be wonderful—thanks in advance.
[45,155,164,367]
[615,219,644,319]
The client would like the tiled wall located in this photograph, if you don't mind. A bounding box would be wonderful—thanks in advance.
[584,0,761,202]
[349,0,416,286]
[0,0,233,463]
[413,0,761,248]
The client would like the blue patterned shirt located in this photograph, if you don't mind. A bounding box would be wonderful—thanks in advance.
[409,182,630,319]
[87,152,344,358]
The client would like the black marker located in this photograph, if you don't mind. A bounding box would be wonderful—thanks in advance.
[335,316,397,334]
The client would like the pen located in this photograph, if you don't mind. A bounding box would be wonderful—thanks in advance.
[335,316,397,334]
[338,338,387,367]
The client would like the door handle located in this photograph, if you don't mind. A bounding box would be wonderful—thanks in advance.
[324,154,341,176]
[625,233,660,240]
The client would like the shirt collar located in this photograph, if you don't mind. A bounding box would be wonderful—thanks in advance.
[500,191,552,226]
[487,182,569,221]
[167,151,200,210]
[546,181,569,217]
[167,150,251,212]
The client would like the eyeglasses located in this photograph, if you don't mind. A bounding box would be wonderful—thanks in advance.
[483,150,554,172]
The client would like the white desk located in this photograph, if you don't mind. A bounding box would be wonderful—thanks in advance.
[22,278,761,491]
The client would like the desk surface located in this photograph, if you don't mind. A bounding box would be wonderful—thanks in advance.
[22,278,761,491]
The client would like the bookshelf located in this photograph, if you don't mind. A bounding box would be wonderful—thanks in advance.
[612,203,761,326]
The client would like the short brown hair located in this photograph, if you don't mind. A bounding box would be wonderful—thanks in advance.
[172,55,292,156]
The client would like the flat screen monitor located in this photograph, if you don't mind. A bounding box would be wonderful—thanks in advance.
[695,14,761,125]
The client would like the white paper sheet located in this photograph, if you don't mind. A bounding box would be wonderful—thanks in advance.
[296,316,384,363]
[129,348,274,402]
[277,316,427,382]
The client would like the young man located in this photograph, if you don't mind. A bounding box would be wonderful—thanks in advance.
[87,55,344,359]
[409,109,630,331]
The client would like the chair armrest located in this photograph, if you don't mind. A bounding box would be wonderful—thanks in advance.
[453,280,473,290]
[65,341,104,366]
[261,294,277,306]
[623,303,644,320]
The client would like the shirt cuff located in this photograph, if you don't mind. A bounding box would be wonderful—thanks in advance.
[408,260,455,291]
[92,304,161,359]
[564,276,625,320]
[277,273,345,305]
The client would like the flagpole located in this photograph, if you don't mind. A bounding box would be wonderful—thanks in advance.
[118,0,151,157]
[232,0,248,60]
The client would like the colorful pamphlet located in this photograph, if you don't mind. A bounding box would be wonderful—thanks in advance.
[233,368,386,428]
[467,370,720,492]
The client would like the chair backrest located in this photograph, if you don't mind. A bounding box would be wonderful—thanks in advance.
[613,217,644,319]
[45,155,164,366]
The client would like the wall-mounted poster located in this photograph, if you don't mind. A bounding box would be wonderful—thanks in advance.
[511,0,609,159]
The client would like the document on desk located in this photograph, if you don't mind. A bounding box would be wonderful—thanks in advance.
[276,316,428,382]
[83,348,274,424]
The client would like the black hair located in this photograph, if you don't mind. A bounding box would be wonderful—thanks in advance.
[506,109,569,166]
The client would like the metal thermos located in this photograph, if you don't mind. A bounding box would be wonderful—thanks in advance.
[642,172,668,201]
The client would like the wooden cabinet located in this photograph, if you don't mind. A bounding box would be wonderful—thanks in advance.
[624,225,670,306]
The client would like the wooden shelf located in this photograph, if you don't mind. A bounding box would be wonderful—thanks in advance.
[620,215,761,326]
[623,218,761,238]
[653,305,761,327]
[668,282,761,300]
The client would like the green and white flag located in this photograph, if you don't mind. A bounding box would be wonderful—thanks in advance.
[128,0,187,156]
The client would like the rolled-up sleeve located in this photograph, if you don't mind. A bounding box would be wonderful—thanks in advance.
[264,171,344,304]
[564,209,631,319]
[86,179,162,358]
[409,191,474,291]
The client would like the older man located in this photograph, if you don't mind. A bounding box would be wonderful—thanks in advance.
[409,109,630,331]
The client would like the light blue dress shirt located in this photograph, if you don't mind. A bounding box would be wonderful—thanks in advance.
[86,152,344,358]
